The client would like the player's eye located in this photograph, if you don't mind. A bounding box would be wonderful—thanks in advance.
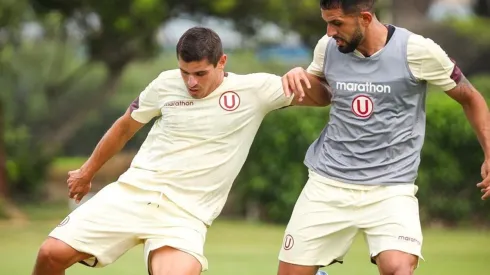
[196,71,207,77]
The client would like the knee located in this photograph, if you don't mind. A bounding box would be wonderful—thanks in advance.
[35,239,72,270]
[149,246,202,275]
[379,261,417,275]
[277,261,319,275]
[376,250,418,275]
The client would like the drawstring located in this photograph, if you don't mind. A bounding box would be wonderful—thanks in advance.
[157,192,163,208]
[147,192,164,208]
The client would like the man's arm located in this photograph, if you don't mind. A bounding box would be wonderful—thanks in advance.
[408,34,490,199]
[68,107,146,203]
[68,76,163,202]
[445,75,490,159]
[78,72,163,180]
[79,108,145,179]
[446,75,490,199]
[286,69,331,107]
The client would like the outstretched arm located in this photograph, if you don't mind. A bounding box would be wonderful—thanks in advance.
[68,108,145,203]
[409,34,490,200]
[79,108,145,178]
[446,75,490,199]
[68,74,163,203]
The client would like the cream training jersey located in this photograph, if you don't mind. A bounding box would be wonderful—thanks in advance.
[307,33,459,91]
[117,69,292,225]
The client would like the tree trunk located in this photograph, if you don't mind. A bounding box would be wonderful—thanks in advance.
[0,98,27,222]
[0,99,7,197]
[40,67,125,157]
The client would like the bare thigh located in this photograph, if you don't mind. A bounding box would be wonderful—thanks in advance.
[149,246,202,275]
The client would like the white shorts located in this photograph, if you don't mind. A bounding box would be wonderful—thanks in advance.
[279,171,423,266]
[49,182,208,273]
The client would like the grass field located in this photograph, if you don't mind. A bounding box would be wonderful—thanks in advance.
[1,205,489,275]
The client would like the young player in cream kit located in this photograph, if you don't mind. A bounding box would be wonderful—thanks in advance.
[279,0,490,275]
[31,27,330,275]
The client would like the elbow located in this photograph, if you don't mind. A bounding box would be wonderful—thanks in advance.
[114,115,133,140]
[462,92,483,107]
[459,93,486,114]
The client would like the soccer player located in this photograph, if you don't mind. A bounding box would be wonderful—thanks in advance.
[278,1,490,275]
[31,27,330,275]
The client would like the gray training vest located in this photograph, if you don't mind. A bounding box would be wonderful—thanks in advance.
[305,26,428,185]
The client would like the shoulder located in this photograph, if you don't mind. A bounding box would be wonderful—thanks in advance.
[314,34,332,53]
[229,72,281,88]
[405,32,458,89]
[151,69,183,87]
[407,33,448,61]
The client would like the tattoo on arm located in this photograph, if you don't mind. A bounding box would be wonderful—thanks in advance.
[457,75,474,93]
[446,74,476,103]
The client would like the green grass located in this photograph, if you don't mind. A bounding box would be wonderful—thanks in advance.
[1,206,489,275]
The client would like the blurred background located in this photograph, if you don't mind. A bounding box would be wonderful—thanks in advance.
[1,0,490,274]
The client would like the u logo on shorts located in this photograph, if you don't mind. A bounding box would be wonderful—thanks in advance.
[283,234,294,250]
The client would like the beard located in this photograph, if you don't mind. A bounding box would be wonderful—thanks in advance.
[335,27,363,54]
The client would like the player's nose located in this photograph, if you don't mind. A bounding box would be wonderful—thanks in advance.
[187,76,197,87]
[326,24,337,37]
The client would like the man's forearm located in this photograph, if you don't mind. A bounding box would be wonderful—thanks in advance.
[462,94,490,159]
[293,72,331,107]
[306,74,331,106]
[463,100,490,159]
[446,75,490,159]
[80,112,141,178]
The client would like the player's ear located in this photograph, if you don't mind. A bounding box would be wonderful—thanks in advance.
[217,54,227,70]
[359,11,373,26]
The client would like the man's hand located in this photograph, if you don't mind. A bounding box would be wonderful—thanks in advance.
[67,169,92,204]
[477,160,490,200]
[282,67,331,107]
[481,187,490,200]
[282,67,311,102]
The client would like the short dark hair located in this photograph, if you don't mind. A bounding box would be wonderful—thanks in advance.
[320,0,375,14]
[176,27,223,67]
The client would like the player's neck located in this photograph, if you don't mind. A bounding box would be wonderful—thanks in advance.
[207,71,226,97]
[356,21,388,57]
[214,70,226,89]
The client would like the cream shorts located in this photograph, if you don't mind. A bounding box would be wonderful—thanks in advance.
[279,171,423,266]
[49,182,208,273]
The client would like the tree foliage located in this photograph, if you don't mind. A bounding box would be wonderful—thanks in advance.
[1,0,490,227]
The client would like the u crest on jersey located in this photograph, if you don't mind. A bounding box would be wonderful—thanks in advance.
[219,91,240,111]
[351,95,374,119]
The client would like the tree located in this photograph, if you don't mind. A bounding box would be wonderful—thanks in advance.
[475,0,490,17]
[4,0,486,202]
[0,100,7,198]
[2,0,324,199]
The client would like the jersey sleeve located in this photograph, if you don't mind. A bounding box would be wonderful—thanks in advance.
[306,35,331,78]
[129,75,163,123]
[254,73,293,112]
[407,34,462,91]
